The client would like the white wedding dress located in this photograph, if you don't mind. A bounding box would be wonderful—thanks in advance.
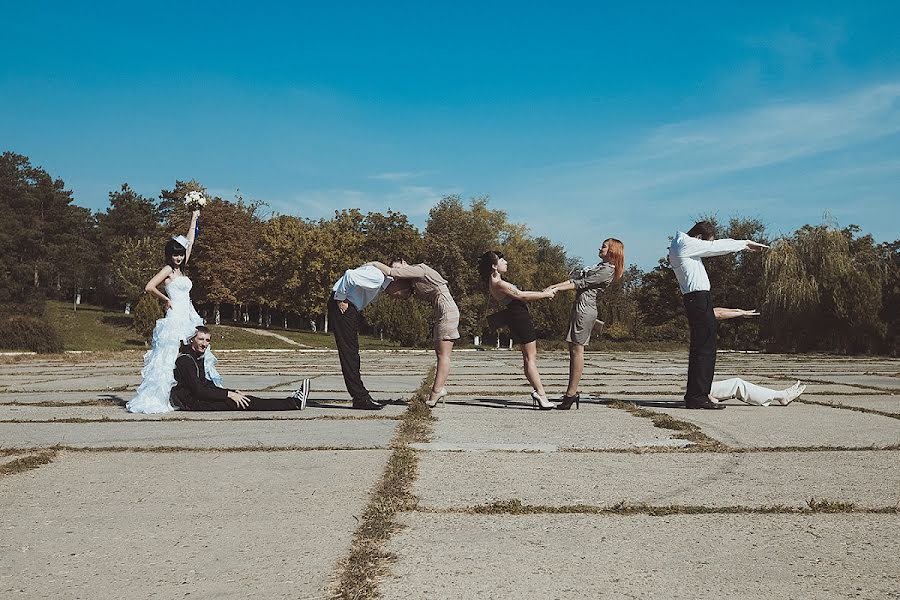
[126,276,222,414]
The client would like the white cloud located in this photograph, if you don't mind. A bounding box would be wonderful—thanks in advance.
[504,81,900,269]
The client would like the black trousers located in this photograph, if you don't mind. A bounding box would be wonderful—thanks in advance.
[329,296,372,403]
[683,291,717,403]
[181,394,298,411]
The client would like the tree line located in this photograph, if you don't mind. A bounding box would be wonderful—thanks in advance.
[1,150,897,355]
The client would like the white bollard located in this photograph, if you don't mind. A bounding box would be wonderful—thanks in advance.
[508,339,513,350]
[474,335,480,346]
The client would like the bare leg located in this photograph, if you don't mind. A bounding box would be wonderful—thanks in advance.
[521,341,546,397]
[430,339,454,401]
[566,342,584,396]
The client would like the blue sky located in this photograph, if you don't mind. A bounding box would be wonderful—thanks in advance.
[2,2,899,270]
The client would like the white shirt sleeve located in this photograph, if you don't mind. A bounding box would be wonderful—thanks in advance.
[677,235,749,258]
[351,265,386,289]
[332,265,385,302]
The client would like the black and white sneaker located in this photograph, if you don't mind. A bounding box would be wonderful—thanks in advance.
[291,378,311,410]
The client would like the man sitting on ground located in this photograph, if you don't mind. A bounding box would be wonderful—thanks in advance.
[170,326,310,411]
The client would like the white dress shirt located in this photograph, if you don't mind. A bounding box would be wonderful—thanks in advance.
[332,265,393,311]
[668,231,749,294]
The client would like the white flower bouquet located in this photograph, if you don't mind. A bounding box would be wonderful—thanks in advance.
[183,191,208,211]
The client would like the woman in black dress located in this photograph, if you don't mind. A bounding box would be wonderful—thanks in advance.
[478,251,556,409]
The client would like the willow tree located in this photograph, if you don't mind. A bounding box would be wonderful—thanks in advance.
[761,224,887,353]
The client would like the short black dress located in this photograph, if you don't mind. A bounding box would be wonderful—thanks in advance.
[503,298,537,344]
[488,284,537,345]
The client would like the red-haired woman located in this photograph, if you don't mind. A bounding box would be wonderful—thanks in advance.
[544,238,625,409]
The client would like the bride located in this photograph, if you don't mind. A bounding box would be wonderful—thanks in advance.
[126,210,220,413]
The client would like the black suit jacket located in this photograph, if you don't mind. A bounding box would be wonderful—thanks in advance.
[170,351,229,409]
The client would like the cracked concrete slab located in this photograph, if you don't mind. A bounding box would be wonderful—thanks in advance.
[806,396,900,415]
[637,402,900,448]
[0,418,398,450]
[381,513,900,600]
[0,403,407,422]
[413,450,900,509]
[0,450,389,599]
[423,401,691,451]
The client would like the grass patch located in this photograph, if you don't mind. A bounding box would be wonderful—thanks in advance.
[24,301,398,352]
[610,400,728,450]
[432,498,897,516]
[270,328,402,350]
[44,302,145,351]
[330,367,436,600]
[0,450,57,478]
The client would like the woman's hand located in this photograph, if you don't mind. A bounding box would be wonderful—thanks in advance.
[164,298,173,311]
[191,209,201,219]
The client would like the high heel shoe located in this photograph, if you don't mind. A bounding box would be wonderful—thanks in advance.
[531,391,556,410]
[556,393,580,410]
[426,387,447,408]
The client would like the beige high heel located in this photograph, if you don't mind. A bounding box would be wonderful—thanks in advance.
[531,391,556,410]
[427,387,448,408]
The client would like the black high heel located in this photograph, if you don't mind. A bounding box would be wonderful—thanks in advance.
[556,393,580,410]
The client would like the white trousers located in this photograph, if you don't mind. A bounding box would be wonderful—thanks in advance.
[710,378,783,406]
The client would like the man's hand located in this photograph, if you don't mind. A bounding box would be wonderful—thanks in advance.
[227,390,251,409]
[746,241,770,252]
[338,300,349,314]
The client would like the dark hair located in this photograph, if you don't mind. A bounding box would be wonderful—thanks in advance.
[687,221,716,240]
[389,256,409,266]
[477,250,503,288]
[194,325,211,336]
[165,238,187,270]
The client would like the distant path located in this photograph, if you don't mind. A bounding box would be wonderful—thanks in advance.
[238,327,312,348]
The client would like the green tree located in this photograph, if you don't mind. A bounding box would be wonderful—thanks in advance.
[97,183,161,241]
[108,236,161,308]
[132,294,164,344]
[762,224,887,353]
[0,152,98,305]
[360,210,424,263]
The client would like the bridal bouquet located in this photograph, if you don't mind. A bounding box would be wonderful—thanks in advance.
[184,191,208,211]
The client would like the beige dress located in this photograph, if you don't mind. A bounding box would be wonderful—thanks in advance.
[388,263,460,341]
[566,262,615,345]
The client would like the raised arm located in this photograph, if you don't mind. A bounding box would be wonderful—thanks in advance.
[145,266,175,310]
[678,236,750,258]
[184,210,200,264]
[714,307,760,320]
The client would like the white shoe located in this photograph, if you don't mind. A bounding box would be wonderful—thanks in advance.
[531,391,557,410]
[426,387,447,409]
[777,381,806,406]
